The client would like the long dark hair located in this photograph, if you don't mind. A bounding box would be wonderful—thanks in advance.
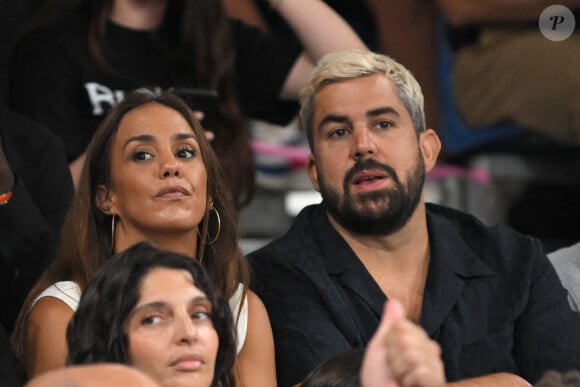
[12,89,249,361]
[67,241,237,387]
[84,0,255,208]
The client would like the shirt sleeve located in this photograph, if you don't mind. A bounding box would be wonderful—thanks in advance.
[513,237,580,383]
[231,19,302,125]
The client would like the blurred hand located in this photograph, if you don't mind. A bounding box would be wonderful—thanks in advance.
[192,110,215,142]
[69,152,87,190]
[361,300,446,387]
[0,136,15,193]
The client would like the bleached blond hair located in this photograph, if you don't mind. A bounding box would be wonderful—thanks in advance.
[300,49,425,151]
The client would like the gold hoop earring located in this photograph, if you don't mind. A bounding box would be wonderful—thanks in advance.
[206,206,221,245]
[111,214,116,252]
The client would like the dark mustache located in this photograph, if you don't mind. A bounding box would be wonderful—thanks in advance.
[344,159,399,188]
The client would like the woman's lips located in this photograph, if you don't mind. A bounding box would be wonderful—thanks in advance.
[156,186,190,199]
[171,355,204,371]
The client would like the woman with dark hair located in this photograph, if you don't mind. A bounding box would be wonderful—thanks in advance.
[11,89,274,385]
[67,241,237,387]
[8,0,366,207]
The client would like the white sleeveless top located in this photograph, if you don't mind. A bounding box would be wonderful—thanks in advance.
[32,281,249,353]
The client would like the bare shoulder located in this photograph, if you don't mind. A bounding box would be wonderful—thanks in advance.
[25,297,75,378]
[28,297,75,326]
[237,289,277,386]
[246,289,269,317]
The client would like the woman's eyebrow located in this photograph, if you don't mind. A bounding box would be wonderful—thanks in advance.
[174,133,196,141]
[132,301,168,314]
[133,296,210,312]
[123,134,156,150]
[189,296,211,306]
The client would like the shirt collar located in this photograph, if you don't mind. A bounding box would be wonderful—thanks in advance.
[422,203,495,334]
[313,202,496,334]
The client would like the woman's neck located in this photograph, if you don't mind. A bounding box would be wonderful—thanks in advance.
[110,0,168,30]
[115,227,198,259]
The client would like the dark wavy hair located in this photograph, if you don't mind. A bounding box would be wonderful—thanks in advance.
[66,241,237,387]
[301,348,364,387]
[12,89,249,361]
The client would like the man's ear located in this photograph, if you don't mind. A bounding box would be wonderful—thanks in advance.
[419,129,441,173]
[95,185,115,215]
[306,154,321,193]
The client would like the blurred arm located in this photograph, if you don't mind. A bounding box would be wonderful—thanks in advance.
[221,0,269,30]
[235,290,277,386]
[271,0,367,99]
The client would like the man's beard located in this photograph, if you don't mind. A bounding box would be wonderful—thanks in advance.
[318,153,425,236]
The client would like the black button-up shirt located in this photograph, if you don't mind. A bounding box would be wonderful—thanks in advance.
[249,203,580,387]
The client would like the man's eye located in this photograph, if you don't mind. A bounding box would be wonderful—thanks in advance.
[330,128,348,138]
[377,121,393,129]
[133,151,153,161]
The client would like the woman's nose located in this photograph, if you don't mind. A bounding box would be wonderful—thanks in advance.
[159,153,180,178]
[176,317,198,344]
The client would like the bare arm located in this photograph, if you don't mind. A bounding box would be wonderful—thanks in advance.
[447,373,530,386]
[235,290,277,386]
[270,0,367,99]
[435,0,580,25]
[23,298,74,378]
[221,0,269,30]
[365,0,440,133]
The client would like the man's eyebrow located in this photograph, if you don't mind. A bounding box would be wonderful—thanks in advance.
[317,114,349,131]
[367,106,401,117]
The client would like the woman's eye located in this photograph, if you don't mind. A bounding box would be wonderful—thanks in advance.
[133,151,153,161]
[141,315,162,325]
[192,311,211,321]
[176,148,196,159]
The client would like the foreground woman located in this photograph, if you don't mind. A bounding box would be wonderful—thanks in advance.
[67,241,237,387]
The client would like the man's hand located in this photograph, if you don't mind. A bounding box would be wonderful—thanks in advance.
[361,299,446,387]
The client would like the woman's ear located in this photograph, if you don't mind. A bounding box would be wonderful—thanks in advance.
[96,185,115,215]
[419,129,441,173]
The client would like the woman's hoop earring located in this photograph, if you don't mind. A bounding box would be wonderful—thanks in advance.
[111,214,116,252]
[206,206,221,245]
